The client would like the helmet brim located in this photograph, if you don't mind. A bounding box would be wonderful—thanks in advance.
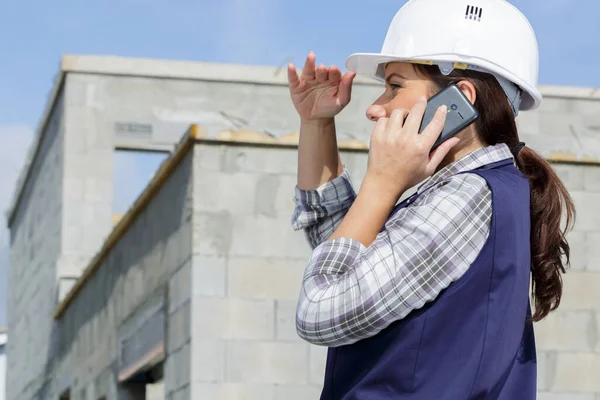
[345,52,540,111]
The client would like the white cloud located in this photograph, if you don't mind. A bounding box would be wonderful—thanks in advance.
[0,124,35,328]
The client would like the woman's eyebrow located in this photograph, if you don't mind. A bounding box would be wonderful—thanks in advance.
[385,73,407,84]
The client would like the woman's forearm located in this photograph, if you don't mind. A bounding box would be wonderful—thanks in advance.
[328,176,406,246]
[297,118,344,190]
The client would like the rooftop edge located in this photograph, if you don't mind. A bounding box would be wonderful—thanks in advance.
[61,54,600,98]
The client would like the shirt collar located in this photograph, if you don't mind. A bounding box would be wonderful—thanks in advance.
[417,143,515,195]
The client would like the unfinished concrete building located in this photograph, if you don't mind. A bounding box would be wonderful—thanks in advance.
[5,55,600,399]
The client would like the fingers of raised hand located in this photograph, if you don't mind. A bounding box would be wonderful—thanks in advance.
[388,108,409,136]
[403,96,428,134]
[315,64,328,82]
[427,137,460,174]
[287,63,299,88]
[328,65,342,82]
[421,104,448,144]
[338,71,356,106]
[302,52,316,81]
[372,116,389,142]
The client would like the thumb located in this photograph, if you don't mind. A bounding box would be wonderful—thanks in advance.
[427,137,460,173]
[338,71,356,106]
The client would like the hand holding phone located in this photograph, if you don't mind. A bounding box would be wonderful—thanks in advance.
[418,84,479,151]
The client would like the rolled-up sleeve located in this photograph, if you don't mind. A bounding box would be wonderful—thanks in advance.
[291,168,357,249]
[295,173,493,347]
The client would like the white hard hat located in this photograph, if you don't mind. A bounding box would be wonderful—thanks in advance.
[346,0,542,113]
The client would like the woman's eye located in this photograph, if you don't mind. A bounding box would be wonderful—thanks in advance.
[389,83,402,91]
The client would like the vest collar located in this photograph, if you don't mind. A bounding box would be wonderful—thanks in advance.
[417,143,514,195]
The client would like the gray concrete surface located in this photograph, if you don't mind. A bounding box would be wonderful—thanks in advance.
[52,149,192,399]
[6,91,65,400]
[5,55,600,399]
[190,143,320,399]
[188,143,600,400]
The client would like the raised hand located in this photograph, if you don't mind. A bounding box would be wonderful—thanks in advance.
[288,52,356,121]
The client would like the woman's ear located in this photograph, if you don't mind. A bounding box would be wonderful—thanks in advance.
[456,80,477,105]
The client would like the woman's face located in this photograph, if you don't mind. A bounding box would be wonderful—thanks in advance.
[366,62,434,121]
[366,61,484,168]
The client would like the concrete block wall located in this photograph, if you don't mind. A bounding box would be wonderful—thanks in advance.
[189,141,600,399]
[535,164,600,400]
[166,258,192,399]
[5,71,198,400]
[6,92,66,399]
[61,68,600,171]
[190,143,325,400]
[58,72,385,151]
[47,151,194,400]
[57,74,117,294]
[516,96,600,161]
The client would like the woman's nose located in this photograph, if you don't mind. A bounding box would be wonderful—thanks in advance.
[366,104,387,121]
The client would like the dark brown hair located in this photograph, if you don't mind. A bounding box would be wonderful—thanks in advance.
[415,64,576,322]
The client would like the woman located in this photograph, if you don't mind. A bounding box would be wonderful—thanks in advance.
[288,0,575,399]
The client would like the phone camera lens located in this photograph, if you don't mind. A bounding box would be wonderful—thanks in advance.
[451,104,458,111]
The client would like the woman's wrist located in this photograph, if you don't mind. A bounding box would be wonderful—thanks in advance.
[328,177,400,246]
[300,117,335,131]
[361,172,409,206]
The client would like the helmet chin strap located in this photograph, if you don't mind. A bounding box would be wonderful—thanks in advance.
[436,61,522,116]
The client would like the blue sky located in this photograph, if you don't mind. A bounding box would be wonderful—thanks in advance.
[0,0,598,327]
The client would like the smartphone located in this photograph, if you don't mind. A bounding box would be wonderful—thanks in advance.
[418,83,479,151]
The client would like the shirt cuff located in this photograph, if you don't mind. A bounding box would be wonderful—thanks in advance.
[294,168,356,209]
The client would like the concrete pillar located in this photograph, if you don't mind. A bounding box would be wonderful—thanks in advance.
[59,74,115,299]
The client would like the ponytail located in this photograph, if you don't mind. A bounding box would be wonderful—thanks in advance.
[515,147,575,321]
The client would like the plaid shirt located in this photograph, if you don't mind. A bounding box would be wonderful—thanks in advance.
[291,143,515,347]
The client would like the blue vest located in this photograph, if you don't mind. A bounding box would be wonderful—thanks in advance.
[319,159,537,400]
